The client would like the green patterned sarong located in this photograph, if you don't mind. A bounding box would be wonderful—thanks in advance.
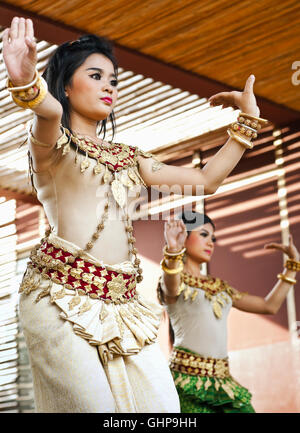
[171,347,255,413]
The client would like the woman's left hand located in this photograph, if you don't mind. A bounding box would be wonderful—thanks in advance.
[208,74,260,117]
[264,233,300,261]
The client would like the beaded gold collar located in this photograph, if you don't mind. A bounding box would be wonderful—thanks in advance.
[181,272,230,295]
[179,271,240,319]
[55,127,149,187]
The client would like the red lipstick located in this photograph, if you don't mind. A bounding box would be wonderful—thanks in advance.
[101,97,113,104]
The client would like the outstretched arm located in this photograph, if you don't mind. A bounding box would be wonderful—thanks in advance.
[138,75,263,195]
[233,234,299,314]
[2,17,63,160]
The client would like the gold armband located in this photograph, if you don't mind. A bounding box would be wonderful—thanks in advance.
[277,273,297,285]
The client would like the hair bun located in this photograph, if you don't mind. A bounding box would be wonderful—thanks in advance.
[179,210,215,231]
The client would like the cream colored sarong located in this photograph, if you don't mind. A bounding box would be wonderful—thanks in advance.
[18,235,180,413]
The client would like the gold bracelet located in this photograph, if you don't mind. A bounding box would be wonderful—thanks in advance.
[12,76,48,109]
[227,128,253,149]
[231,122,258,139]
[6,70,39,92]
[277,273,297,285]
[163,245,186,256]
[285,259,300,272]
[163,245,186,261]
[238,112,269,130]
[160,258,184,275]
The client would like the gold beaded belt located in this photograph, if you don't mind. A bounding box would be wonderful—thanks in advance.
[169,347,230,379]
[21,240,137,304]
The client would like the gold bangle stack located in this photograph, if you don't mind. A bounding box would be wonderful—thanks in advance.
[227,112,268,150]
[7,70,48,109]
[285,259,300,272]
[160,258,184,275]
[277,273,297,285]
[160,245,186,274]
[163,245,186,261]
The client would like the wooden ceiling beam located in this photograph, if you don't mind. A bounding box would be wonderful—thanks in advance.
[1,2,299,127]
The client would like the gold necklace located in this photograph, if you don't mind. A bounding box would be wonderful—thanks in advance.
[179,271,234,319]
[74,132,110,148]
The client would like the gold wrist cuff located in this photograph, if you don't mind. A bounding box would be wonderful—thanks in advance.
[12,76,48,109]
[277,273,297,285]
[227,128,253,149]
[238,112,269,128]
[163,245,186,261]
[285,259,300,272]
[160,258,184,275]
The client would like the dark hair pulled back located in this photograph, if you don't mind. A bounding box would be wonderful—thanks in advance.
[179,210,215,234]
[42,34,118,140]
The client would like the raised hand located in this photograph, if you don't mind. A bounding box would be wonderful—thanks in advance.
[2,17,37,86]
[164,217,187,253]
[264,234,300,261]
[208,75,260,117]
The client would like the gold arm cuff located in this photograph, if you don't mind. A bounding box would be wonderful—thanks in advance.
[160,258,184,275]
[227,128,253,149]
[277,273,297,285]
[285,259,300,272]
[12,76,48,109]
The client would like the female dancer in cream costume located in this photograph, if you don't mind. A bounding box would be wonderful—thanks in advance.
[158,212,299,412]
[3,17,265,413]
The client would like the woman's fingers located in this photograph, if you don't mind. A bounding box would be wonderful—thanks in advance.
[264,243,289,256]
[18,17,26,39]
[10,17,19,40]
[209,92,237,108]
[25,18,34,39]
[25,35,36,54]
[209,92,228,105]
[2,28,10,46]
[264,242,284,250]
[289,233,295,246]
[243,74,255,94]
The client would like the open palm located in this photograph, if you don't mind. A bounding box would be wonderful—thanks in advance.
[164,218,187,252]
[208,75,260,117]
[3,17,37,86]
[265,234,299,261]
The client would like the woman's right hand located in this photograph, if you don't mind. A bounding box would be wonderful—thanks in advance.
[2,17,37,86]
[264,233,300,261]
[164,218,187,253]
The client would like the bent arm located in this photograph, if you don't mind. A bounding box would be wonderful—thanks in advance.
[158,248,184,305]
[233,268,297,314]
[138,136,246,195]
